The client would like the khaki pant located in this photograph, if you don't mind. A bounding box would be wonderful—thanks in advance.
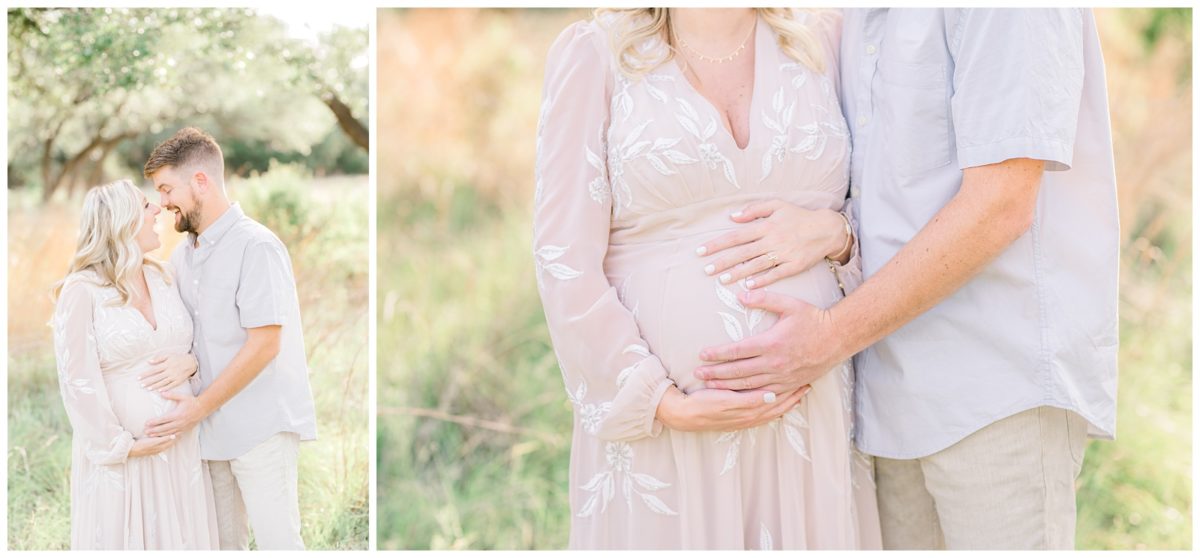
[207,432,305,550]
[874,406,1088,550]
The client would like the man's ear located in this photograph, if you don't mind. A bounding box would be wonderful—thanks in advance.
[192,170,209,194]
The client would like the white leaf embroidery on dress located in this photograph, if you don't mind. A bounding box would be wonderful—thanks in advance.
[718,312,744,342]
[534,97,552,204]
[760,523,775,550]
[534,244,582,289]
[675,98,740,189]
[577,442,677,517]
[783,409,812,462]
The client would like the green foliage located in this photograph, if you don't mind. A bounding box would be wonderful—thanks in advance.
[7,8,368,196]
[378,190,570,549]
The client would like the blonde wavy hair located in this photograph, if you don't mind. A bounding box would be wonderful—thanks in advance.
[52,179,169,305]
[595,8,828,78]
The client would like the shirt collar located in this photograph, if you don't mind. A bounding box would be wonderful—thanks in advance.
[191,203,244,249]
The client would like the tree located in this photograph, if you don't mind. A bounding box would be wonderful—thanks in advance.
[7,8,368,198]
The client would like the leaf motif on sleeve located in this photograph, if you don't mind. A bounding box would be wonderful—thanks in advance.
[535,245,568,262]
[543,263,582,281]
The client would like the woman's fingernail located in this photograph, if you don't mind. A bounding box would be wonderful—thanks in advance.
[763,392,777,404]
[731,211,743,218]
[696,246,707,256]
[704,264,715,275]
[719,272,732,283]
[746,279,756,288]
[170,434,176,440]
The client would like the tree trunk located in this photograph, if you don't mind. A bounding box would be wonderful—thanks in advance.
[85,135,127,189]
[323,92,369,151]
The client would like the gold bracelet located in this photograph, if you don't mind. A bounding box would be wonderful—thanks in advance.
[832,211,853,261]
[824,211,852,294]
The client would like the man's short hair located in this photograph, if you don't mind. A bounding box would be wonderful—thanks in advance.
[143,127,224,179]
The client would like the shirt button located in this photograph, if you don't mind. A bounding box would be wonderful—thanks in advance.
[865,44,877,55]
[851,187,860,198]
[856,115,868,127]
[193,280,199,285]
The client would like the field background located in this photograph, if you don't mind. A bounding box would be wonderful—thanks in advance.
[377,7,1193,551]
[7,8,369,550]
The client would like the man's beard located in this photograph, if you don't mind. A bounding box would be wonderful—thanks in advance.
[174,202,204,235]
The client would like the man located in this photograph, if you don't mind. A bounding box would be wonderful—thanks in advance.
[693,9,1118,549]
[142,127,319,550]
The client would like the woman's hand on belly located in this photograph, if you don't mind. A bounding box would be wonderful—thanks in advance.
[138,352,198,392]
[697,200,848,289]
[128,434,178,458]
[655,383,812,432]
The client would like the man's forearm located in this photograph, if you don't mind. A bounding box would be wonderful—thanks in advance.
[196,327,281,416]
[828,158,1045,361]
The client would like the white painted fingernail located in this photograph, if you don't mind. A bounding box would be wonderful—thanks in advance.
[720,272,732,283]
[704,264,715,275]
[170,434,176,440]
[763,392,776,404]
[732,211,743,218]
[746,279,756,288]
[696,246,707,256]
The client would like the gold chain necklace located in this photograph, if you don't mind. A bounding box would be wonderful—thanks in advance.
[672,18,757,64]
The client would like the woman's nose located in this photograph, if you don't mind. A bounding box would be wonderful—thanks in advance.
[151,203,162,215]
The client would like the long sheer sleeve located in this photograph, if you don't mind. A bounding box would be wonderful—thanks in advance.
[533,21,674,442]
[52,278,135,465]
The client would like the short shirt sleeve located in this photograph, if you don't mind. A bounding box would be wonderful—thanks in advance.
[948,8,1085,171]
[236,239,295,329]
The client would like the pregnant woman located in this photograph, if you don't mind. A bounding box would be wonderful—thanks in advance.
[51,179,218,549]
[534,8,880,549]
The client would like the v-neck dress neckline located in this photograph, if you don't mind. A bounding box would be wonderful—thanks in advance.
[668,14,769,153]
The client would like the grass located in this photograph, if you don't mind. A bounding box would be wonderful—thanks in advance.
[376,8,1192,551]
[7,167,370,550]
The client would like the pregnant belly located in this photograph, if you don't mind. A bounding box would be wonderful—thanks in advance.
[606,240,844,394]
[104,367,191,438]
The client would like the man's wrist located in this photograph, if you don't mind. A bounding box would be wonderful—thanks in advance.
[821,303,856,367]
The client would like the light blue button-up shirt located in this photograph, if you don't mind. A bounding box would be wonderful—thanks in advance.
[174,203,319,461]
[840,8,1119,459]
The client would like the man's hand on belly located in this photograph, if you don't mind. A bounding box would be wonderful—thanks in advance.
[693,289,843,394]
[144,388,207,438]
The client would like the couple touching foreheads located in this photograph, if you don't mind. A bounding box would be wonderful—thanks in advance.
[534,7,1118,550]
[51,127,318,550]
